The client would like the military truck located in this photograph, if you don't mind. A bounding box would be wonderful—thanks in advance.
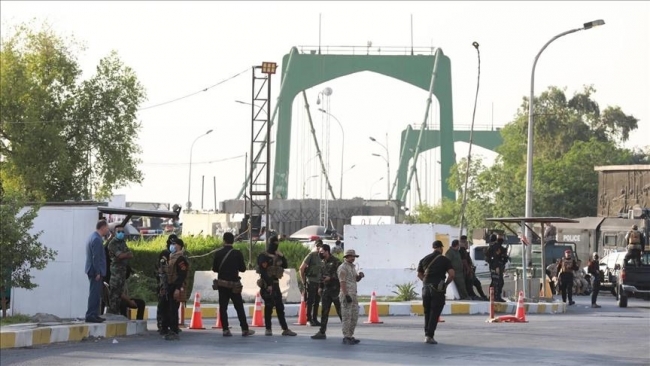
[544,207,649,261]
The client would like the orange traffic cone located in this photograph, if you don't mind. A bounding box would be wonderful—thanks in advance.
[250,292,264,328]
[189,292,206,330]
[363,291,384,324]
[515,290,528,322]
[212,307,223,329]
[293,294,307,325]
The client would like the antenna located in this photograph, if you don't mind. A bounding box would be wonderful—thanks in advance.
[319,13,322,55]
[410,14,414,55]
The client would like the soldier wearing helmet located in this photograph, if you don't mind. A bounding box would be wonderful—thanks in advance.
[624,224,645,267]
[557,249,578,306]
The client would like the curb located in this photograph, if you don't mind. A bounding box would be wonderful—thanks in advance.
[0,320,147,350]
[137,301,567,321]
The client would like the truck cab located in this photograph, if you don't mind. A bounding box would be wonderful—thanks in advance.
[617,252,650,307]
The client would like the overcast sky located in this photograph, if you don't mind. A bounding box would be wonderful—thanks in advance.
[2,1,648,211]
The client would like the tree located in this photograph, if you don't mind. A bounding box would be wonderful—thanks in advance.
[0,181,57,302]
[488,85,643,218]
[409,85,646,232]
[0,21,147,201]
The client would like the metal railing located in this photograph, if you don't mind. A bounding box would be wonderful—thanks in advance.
[297,45,438,56]
[409,123,504,131]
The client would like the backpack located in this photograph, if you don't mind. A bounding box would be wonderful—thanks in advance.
[629,230,641,245]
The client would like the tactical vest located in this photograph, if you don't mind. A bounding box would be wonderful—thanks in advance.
[168,251,187,285]
[305,252,322,280]
[560,258,574,274]
[267,253,284,279]
[628,230,641,245]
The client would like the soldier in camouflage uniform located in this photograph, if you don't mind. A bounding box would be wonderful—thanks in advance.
[311,244,342,340]
[107,225,133,315]
[337,249,365,345]
[156,235,175,332]
[257,236,297,337]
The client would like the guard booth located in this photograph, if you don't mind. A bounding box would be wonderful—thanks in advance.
[485,217,579,301]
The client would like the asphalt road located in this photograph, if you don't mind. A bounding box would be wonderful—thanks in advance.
[2,294,649,366]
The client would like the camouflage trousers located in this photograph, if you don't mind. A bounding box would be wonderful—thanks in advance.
[108,271,126,315]
[339,294,359,338]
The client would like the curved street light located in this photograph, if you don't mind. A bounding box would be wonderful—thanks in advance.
[318,108,346,199]
[187,129,213,211]
[523,18,605,299]
[370,136,390,200]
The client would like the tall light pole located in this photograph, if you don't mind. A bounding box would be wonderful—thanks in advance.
[370,135,390,200]
[524,19,605,298]
[318,109,345,199]
[187,129,213,211]
[303,175,319,199]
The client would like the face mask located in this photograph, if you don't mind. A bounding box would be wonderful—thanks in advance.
[116,232,125,240]
[318,253,325,260]
[169,245,177,254]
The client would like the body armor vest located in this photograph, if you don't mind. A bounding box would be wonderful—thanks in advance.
[267,253,284,279]
[168,251,183,284]
[560,258,574,274]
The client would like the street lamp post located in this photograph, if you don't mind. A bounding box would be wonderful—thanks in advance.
[370,136,390,200]
[187,129,214,211]
[524,19,605,298]
[303,175,319,199]
[369,177,384,200]
[318,109,345,199]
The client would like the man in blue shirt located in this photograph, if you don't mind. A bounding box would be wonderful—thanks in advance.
[85,220,109,323]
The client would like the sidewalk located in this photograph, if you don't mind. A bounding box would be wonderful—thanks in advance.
[0,300,566,349]
[0,317,147,350]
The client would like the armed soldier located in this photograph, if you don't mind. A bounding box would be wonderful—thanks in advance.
[160,238,190,340]
[299,239,324,326]
[624,225,645,267]
[155,235,175,333]
[557,249,577,305]
[106,225,133,315]
[257,236,297,337]
[485,234,509,302]
[311,244,342,340]
[418,240,454,345]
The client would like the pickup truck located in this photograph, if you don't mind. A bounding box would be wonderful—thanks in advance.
[616,252,650,308]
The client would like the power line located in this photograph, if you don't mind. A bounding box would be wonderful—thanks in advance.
[141,154,245,166]
[0,67,251,125]
[138,67,250,111]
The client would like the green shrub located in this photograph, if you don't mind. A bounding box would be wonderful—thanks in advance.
[125,238,310,300]
[392,282,419,301]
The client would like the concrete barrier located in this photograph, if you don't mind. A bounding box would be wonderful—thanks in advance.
[0,320,147,349]
[189,269,302,304]
[140,300,566,321]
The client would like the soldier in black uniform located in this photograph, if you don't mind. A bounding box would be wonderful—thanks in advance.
[485,234,509,302]
[156,234,175,333]
[417,240,454,345]
[160,238,189,340]
[257,236,297,337]
[212,232,255,337]
[311,244,342,340]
